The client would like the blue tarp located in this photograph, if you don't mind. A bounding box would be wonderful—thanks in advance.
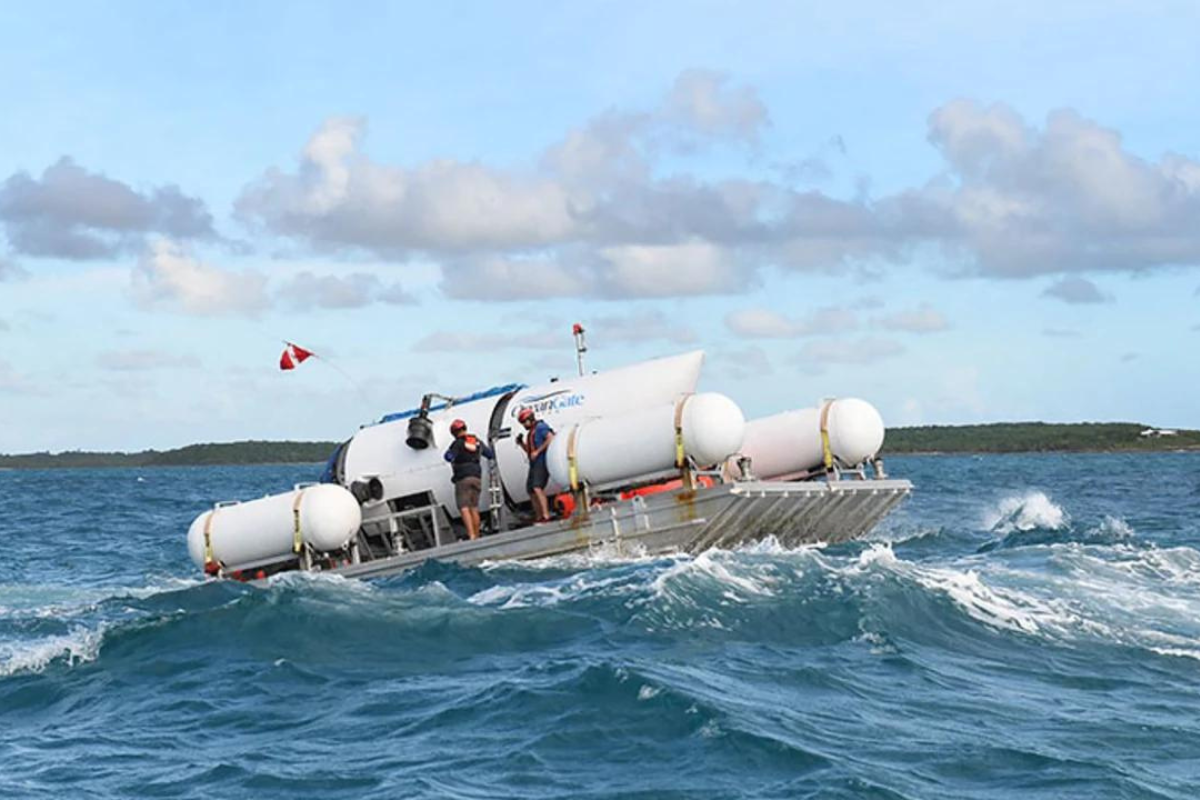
[318,383,525,483]
[377,383,525,425]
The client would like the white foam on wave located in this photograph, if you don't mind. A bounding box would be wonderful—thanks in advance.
[481,542,665,572]
[984,490,1068,533]
[1052,543,1200,594]
[0,577,205,621]
[459,525,1200,661]
[0,624,105,677]
[849,536,1200,661]
[912,565,1080,635]
[1093,515,1135,539]
[637,684,661,700]
[466,545,794,618]
[467,570,647,609]
[648,549,782,603]
[266,569,378,598]
[837,543,1079,636]
[1149,647,1200,662]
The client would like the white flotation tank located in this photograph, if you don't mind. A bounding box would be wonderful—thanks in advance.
[187,483,362,572]
[546,392,746,492]
[735,398,885,479]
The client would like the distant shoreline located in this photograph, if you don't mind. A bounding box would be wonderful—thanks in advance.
[1,423,1197,470]
[0,441,339,471]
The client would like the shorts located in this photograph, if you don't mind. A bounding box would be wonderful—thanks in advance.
[454,476,482,510]
[526,458,550,493]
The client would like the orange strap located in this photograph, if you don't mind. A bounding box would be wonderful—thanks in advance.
[567,425,580,490]
[819,400,835,471]
[291,489,306,554]
[203,510,217,567]
[673,394,693,469]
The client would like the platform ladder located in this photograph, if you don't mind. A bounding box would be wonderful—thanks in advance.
[486,460,505,533]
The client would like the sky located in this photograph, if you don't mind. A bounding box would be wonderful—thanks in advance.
[2,1,1199,453]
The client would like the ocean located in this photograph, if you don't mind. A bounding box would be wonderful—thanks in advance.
[1,453,1198,799]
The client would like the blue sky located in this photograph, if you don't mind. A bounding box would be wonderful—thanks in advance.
[2,1,1199,452]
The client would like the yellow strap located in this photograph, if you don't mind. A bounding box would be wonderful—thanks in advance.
[567,425,580,491]
[203,510,216,566]
[292,489,306,554]
[673,394,692,469]
[819,400,835,471]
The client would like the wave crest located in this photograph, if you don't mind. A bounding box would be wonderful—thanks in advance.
[984,491,1069,533]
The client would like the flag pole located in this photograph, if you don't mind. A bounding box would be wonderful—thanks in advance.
[281,340,372,406]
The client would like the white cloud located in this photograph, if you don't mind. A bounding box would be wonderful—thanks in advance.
[276,270,416,309]
[853,295,885,310]
[442,241,748,301]
[410,327,565,352]
[725,306,858,338]
[235,80,1200,303]
[712,344,773,381]
[237,117,577,254]
[1042,276,1112,304]
[236,73,884,301]
[96,349,201,371]
[0,158,213,259]
[795,336,905,366]
[0,255,27,281]
[904,100,1200,276]
[378,282,418,305]
[440,255,592,300]
[589,309,699,344]
[131,239,268,317]
[595,241,748,298]
[875,303,950,333]
[661,69,769,142]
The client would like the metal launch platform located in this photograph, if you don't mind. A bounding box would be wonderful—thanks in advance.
[321,475,912,580]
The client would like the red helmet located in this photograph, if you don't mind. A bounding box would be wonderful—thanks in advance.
[517,408,534,424]
[450,419,467,434]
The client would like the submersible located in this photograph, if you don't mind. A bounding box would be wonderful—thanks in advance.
[186,342,911,581]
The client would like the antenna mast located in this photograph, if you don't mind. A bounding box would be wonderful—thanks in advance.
[572,323,588,376]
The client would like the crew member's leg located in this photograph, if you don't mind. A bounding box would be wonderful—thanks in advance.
[533,488,550,522]
[456,478,483,540]
[530,458,552,522]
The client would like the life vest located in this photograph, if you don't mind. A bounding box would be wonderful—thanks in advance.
[449,433,487,482]
[524,422,553,458]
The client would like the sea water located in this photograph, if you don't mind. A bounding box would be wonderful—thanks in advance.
[1,453,1198,799]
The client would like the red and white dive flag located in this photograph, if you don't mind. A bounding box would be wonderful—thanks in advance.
[279,342,314,371]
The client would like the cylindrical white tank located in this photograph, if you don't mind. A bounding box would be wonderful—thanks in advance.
[187,484,362,571]
[735,398,885,479]
[546,392,745,492]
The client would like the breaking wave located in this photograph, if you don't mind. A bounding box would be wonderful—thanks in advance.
[6,528,1200,683]
[984,490,1069,533]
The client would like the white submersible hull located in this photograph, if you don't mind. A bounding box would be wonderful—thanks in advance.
[186,350,912,581]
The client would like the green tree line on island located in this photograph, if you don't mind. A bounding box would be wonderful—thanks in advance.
[1,423,1197,470]
[0,441,340,470]
[882,422,1200,454]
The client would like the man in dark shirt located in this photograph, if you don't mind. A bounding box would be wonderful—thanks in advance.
[443,419,495,540]
[517,408,555,523]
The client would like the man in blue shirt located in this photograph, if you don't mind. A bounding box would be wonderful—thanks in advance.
[517,408,555,523]
[443,418,495,540]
